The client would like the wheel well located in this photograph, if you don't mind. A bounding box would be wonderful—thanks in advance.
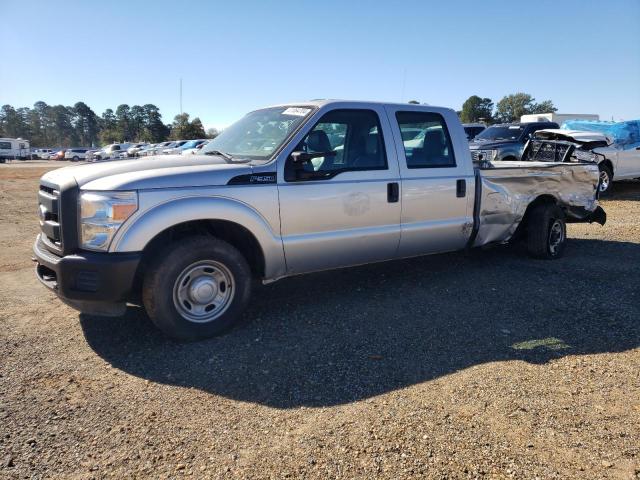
[132,220,266,296]
[600,159,614,179]
[512,195,558,240]
[502,156,518,161]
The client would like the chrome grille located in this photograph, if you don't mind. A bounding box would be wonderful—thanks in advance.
[38,184,61,247]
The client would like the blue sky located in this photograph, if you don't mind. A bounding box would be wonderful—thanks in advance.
[1,0,639,128]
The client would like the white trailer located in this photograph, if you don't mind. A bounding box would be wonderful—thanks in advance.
[520,113,599,125]
[0,138,31,162]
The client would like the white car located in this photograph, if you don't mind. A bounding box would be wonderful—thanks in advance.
[141,142,172,156]
[64,148,90,161]
[126,143,149,158]
[93,143,131,161]
[32,148,53,159]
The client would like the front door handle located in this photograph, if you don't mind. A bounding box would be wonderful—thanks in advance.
[456,179,466,198]
[387,182,399,203]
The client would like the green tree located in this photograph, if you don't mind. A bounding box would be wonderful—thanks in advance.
[0,105,29,138]
[495,93,534,123]
[141,104,169,142]
[50,105,78,146]
[495,93,557,123]
[169,113,206,140]
[99,108,118,144]
[530,100,557,115]
[73,102,99,146]
[33,101,54,146]
[460,95,493,123]
[206,127,220,139]
[129,105,146,141]
[115,104,132,141]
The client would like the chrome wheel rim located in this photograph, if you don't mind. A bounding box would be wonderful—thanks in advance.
[172,260,234,323]
[548,220,564,255]
[599,170,610,192]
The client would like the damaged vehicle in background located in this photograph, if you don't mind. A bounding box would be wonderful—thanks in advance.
[526,120,640,194]
[469,121,558,163]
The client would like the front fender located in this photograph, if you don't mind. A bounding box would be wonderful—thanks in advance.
[110,195,286,280]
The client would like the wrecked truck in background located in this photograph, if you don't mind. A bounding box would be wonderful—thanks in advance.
[525,120,640,194]
[33,100,606,341]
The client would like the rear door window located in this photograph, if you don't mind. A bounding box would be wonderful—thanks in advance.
[395,112,456,168]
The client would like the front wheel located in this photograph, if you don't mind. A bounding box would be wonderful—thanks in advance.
[526,204,566,259]
[142,236,252,341]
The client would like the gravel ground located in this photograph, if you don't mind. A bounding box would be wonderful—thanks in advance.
[1,163,639,479]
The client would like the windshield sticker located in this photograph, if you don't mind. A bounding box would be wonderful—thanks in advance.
[282,107,311,117]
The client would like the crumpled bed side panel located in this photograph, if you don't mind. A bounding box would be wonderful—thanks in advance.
[474,163,600,246]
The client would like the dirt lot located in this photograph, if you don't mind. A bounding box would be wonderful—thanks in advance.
[1,162,639,479]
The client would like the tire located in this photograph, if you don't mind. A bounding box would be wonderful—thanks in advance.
[526,204,566,259]
[142,236,252,341]
[72,156,79,162]
[598,164,613,195]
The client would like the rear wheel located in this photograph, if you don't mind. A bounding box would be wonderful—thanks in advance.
[526,204,566,259]
[598,164,613,195]
[72,156,79,162]
[142,236,252,341]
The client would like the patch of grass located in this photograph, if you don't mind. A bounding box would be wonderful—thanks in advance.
[511,337,571,351]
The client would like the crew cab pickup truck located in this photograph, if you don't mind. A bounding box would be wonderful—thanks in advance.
[33,100,606,341]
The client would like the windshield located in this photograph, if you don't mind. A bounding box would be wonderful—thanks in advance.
[200,106,314,160]
[476,125,524,141]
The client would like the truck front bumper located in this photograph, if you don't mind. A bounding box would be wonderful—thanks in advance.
[33,234,141,316]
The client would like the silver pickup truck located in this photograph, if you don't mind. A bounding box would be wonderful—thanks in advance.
[33,100,606,340]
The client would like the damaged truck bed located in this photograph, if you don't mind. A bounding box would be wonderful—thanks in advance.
[471,161,606,247]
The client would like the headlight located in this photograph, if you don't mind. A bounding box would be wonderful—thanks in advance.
[80,191,138,251]
[479,149,498,161]
[574,149,596,162]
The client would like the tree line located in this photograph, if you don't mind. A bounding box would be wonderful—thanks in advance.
[0,101,217,148]
[408,92,558,124]
[1,92,556,147]
[458,92,557,124]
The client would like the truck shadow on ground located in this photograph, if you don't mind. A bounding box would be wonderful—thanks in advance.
[80,237,640,408]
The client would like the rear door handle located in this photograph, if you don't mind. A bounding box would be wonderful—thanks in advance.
[456,179,466,198]
[387,182,399,203]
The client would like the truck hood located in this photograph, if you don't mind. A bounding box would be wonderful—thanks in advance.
[533,129,612,147]
[42,154,254,190]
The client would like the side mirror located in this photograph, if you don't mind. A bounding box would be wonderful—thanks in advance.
[290,150,336,163]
